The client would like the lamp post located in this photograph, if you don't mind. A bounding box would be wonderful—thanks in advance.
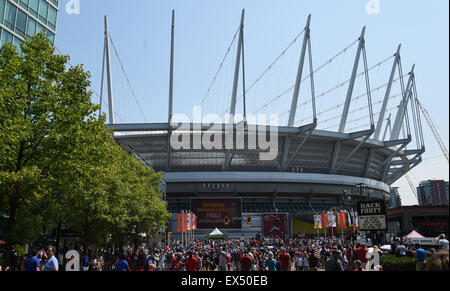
[343,190,353,244]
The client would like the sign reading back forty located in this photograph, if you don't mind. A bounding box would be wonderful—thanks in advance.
[357,200,387,230]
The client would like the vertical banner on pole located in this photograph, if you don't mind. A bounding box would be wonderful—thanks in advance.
[320,213,329,228]
[182,213,188,233]
[177,213,182,233]
[313,214,322,229]
[187,212,191,232]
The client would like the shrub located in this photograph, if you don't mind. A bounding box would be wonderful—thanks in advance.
[381,255,424,271]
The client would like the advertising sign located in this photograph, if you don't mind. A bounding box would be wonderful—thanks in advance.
[357,200,387,230]
[262,213,288,238]
[190,199,242,229]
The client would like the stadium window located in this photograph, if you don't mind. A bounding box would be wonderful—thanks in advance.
[46,29,53,43]
[4,1,17,31]
[13,36,23,55]
[15,8,26,38]
[26,16,36,37]
[0,0,5,24]
[47,4,56,25]
[19,0,29,10]
[38,0,47,23]
[28,0,38,18]
[1,28,12,46]
[36,22,44,34]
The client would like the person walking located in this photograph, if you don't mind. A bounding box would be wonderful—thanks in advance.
[279,248,291,271]
[116,254,131,272]
[265,252,277,271]
[43,247,59,272]
[24,249,40,272]
[325,250,344,272]
[415,244,426,272]
[436,234,449,251]
[185,252,198,272]
[217,249,228,272]
[240,250,253,272]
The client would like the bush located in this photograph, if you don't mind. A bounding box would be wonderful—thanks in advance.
[381,255,425,271]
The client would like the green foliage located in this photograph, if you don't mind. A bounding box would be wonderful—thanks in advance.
[381,255,426,271]
[0,33,169,248]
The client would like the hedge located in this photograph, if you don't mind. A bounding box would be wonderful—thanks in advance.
[381,255,427,271]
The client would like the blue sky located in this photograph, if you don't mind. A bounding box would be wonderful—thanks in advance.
[55,0,449,205]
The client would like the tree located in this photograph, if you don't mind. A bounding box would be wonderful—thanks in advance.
[0,33,170,261]
[0,33,105,246]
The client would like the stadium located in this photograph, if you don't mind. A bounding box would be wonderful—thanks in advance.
[105,11,425,239]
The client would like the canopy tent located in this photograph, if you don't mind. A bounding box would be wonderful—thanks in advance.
[209,228,225,239]
[404,230,439,246]
[405,231,425,239]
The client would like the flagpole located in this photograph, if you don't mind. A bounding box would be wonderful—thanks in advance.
[182,210,184,248]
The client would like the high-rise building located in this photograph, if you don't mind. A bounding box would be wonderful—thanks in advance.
[389,187,402,208]
[0,0,58,50]
[417,180,449,206]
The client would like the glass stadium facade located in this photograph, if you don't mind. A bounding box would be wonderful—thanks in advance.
[0,0,58,51]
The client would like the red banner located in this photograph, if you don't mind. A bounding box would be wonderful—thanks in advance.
[337,212,348,229]
[177,213,188,233]
[262,214,287,238]
[177,214,182,233]
[321,213,329,228]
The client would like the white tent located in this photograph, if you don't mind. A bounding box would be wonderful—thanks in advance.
[209,228,225,238]
[404,230,438,246]
[405,231,425,239]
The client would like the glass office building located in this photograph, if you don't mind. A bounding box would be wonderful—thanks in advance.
[0,0,58,50]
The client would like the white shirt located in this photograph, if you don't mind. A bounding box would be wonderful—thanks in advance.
[158,256,165,269]
[295,257,309,267]
[397,245,406,255]
[438,239,449,251]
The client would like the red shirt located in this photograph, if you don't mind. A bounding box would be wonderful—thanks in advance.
[186,257,198,272]
[172,260,184,271]
[240,255,253,271]
[354,247,368,263]
[279,253,291,269]
[346,248,353,261]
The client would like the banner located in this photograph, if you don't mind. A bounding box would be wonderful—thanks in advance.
[190,199,242,229]
[187,212,192,231]
[192,214,197,230]
[337,212,347,229]
[357,200,387,230]
[177,213,187,233]
[182,213,188,232]
[320,213,329,228]
[328,212,337,228]
[262,213,288,238]
[313,215,322,229]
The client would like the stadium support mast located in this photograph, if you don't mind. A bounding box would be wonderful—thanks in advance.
[167,10,175,170]
[104,16,115,125]
[224,9,245,170]
[339,26,366,133]
[228,9,245,122]
[374,44,401,140]
[287,14,311,127]
[391,65,415,140]
[280,14,315,171]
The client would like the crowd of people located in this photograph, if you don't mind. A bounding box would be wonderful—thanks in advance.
[1,234,447,272]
